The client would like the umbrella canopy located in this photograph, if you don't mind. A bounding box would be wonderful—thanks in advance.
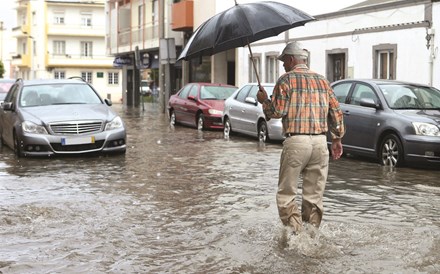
[177,1,315,62]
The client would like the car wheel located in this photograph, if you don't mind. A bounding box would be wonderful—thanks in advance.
[224,117,231,139]
[258,121,269,143]
[379,134,404,167]
[170,110,176,126]
[13,132,23,157]
[197,114,205,131]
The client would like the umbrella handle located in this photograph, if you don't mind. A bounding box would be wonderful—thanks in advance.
[247,41,261,89]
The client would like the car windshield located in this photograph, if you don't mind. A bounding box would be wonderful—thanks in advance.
[20,83,102,107]
[380,84,440,110]
[200,86,237,100]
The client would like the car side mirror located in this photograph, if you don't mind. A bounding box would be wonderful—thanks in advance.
[104,98,112,106]
[244,96,258,106]
[360,98,380,109]
[2,102,14,111]
[188,95,197,101]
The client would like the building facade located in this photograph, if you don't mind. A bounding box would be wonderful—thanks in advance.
[11,0,122,103]
[106,0,439,108]
[236,0,439,89]
[106,0,185,109]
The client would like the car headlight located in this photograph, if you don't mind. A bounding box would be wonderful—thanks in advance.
[208,109,223,115]
[105,116,124,131]
[22,121,48,134]
[412,122,440,136]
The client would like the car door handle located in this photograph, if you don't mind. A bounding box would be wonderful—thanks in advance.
[344,110,350,115]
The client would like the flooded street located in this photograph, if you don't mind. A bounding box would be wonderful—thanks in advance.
[1,102,439,274]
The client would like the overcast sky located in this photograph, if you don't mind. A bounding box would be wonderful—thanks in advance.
[1,0,15,30]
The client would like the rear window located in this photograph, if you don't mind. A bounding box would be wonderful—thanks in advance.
[200,86,237,100]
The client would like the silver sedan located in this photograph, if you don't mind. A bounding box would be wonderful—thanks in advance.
[0,78,126,157]
[222,83,284,142]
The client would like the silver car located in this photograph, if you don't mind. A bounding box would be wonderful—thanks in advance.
[331,79,440,167]
[223,83,284,142]
[0,78,126,157]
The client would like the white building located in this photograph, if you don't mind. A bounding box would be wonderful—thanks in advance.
[236,0,439,89]
[11,0,122,103]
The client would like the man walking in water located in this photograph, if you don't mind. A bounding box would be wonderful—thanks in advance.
[257,41,345,234]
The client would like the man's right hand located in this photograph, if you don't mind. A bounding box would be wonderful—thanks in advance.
[257,87,268,104]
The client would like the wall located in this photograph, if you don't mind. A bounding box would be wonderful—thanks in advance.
[235,1,439,89]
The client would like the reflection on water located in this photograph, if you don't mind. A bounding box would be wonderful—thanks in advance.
[0,103,439,273]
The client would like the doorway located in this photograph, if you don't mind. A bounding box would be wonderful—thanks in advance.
[326,49,348,83]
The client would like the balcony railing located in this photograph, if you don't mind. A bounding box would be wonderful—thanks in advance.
[46,53,113,68]
[118,25,159,47]
[46,23,106,37]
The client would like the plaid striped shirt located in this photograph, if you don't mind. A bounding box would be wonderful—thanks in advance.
[262,64,345,139]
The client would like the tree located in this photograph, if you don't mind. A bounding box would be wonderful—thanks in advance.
[0,60,4,78]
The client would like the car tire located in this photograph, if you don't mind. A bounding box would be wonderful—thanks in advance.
[197,114,204,131]
[13,132,23,157]
[170,110,176,126]
[224,117,232,139]
[379,134,404,167]
[258,121,269,143]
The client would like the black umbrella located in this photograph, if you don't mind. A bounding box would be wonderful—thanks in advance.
[177,1,315,85]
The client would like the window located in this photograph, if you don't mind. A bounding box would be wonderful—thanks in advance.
[235,85,251,102]
[80,42,93,57]
[188,85,198,98]
[179,84,192,98]
[81,12,92,27]
[53,41,66,55]
[138,4,144,27]
[348,84,377,106]
[332,83,352,103]
[249,56,261,83]
[108,72,119,85]
[33,40,36,55]
[53,11,65,24]
[54,71,66,79]
[373,44,397,80]
[81,72,92,83]
[266,55,278,83]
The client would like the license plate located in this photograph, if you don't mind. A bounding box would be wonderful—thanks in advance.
[61,136,95,145]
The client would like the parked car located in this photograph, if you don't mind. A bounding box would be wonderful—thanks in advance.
[0,77,126,157]
[140,80,151,96]
[331,78,440,167]
[0,78,16,103]
[222,83,284,142]
[168,82,238,130]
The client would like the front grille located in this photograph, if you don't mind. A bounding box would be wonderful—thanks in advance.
[51,140,105,152]
[49,121,103,135]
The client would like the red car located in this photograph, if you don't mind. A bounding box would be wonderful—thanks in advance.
[168,82,237,130]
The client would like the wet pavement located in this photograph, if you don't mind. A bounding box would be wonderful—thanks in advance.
[1,102,439,274]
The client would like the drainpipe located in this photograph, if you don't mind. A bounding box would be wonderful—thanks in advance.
[426,28,435,86]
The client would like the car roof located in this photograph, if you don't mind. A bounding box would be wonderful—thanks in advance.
[21,79,89,87]
[0,78,16,83]
[188,82,237,88]
[332,78,432,88]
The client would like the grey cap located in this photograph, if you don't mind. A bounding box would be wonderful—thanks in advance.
[277,41,309,61]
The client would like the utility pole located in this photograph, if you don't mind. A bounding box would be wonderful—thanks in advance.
[158,0,165,113]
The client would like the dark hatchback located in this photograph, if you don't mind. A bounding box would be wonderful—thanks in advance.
[331,79,440,167]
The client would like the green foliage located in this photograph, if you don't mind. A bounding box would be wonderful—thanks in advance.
[0,60,4,78]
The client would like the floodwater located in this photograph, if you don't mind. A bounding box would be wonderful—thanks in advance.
[1,103,439,274]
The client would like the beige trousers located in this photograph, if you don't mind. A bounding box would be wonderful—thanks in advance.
[277,135,329,233]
